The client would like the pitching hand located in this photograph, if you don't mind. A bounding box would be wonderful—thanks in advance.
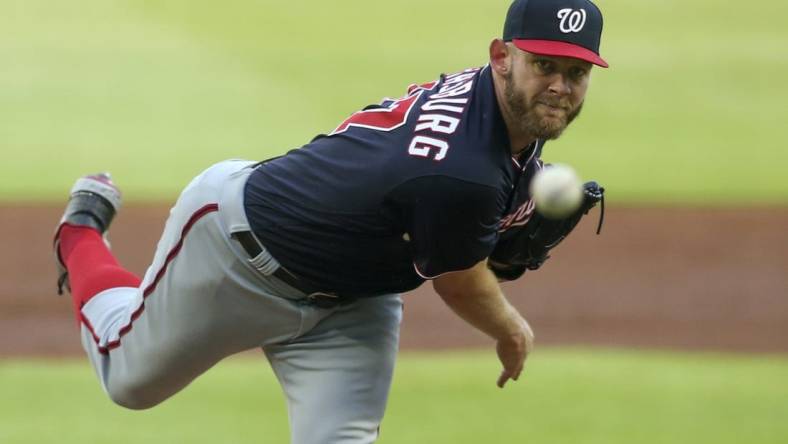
[496,317,535,388]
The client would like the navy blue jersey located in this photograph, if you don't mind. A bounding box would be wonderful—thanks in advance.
[244,65,545,296]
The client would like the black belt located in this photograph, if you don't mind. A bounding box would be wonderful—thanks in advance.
[232,231,354,309]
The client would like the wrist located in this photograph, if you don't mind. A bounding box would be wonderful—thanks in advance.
[498,316,534,349]
[498,331,526,346]
[497,317,527,344]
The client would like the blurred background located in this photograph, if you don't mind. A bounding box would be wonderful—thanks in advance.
[1,0,786,443]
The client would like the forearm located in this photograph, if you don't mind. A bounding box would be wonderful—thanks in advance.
[433,260,534,387]
[433,261,526,341]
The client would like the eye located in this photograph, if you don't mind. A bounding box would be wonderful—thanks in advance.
[569,66,588,81]
[534,59,554,74]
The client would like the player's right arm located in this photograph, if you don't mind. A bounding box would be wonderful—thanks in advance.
[387,175,534,386]
[433,260,534,388]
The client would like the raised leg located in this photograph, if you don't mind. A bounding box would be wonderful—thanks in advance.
[63,160,305,409]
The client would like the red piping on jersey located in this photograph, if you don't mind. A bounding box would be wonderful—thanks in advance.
[80,203,220,355]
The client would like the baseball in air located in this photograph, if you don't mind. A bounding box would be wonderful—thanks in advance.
[530,164,584,219]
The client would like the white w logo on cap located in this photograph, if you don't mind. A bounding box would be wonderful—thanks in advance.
[557,8,587,33]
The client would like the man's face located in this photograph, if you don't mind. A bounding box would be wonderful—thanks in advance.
[502,47,591,140]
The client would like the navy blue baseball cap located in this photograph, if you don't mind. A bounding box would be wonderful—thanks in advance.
[503,0,608,68]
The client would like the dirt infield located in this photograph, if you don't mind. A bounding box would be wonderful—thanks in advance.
[1,205,786,357]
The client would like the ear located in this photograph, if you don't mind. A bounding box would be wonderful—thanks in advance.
[489,39,511,76]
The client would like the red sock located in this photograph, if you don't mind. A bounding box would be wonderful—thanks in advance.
[58,224,141,319]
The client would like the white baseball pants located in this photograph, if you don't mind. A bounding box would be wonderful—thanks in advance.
[78,159,403,443]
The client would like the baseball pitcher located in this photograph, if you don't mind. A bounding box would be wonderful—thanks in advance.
[53,0,608,442]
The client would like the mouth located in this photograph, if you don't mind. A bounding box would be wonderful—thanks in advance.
[536,102,569,118]
[537,102,568,112]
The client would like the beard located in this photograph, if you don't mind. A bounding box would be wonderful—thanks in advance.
[503,72,583,141]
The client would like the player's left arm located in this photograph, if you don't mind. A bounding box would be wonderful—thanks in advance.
[489,181,605,281]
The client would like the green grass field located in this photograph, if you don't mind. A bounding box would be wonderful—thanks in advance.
[2,348,787,444]
[1,0,787,203]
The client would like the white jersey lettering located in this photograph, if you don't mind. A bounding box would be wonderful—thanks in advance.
[408,136,449,161]
[420,97,468,114]
[408,67,479,162]
[415,114,461,134]
[430,80,474,99]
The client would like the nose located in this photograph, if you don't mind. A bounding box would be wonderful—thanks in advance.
[547,73,571,96]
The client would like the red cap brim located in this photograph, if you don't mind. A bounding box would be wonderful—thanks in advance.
[512,39,609,68]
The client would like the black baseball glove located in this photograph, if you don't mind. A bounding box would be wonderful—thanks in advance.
[489,181,605,281]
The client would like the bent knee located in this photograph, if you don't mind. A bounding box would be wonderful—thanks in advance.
[106,379,167,410]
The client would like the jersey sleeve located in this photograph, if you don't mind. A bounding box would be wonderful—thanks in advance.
[387,175,501,279]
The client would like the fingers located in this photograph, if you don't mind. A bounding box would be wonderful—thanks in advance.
[497,359,524,388]
[495,317,534,388]
[497,368,522,388]
[511,362,524,382]
[497,371,509,388]
[496,321,533,388]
